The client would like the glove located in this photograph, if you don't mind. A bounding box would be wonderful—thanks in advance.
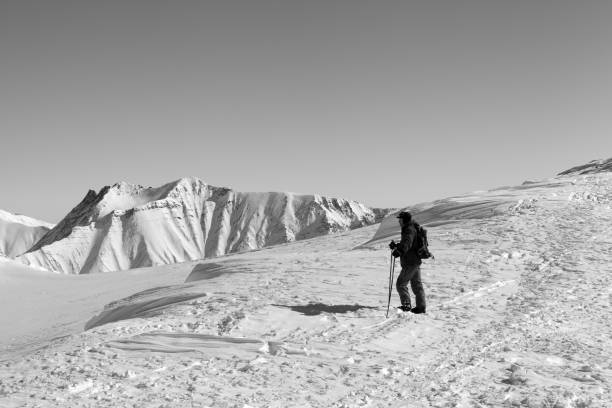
[392,248,401,258]
[388,240,397,250]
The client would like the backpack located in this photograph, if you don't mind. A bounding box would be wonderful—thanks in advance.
[413,222,434,260]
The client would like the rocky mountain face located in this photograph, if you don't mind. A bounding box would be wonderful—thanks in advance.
[18,178,384,274]
[0,209,54,258]
[558,157,612,176]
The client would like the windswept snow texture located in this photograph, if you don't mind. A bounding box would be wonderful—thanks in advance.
[0,209,53,258]
[18,178,382,274]
[558,156,612,176]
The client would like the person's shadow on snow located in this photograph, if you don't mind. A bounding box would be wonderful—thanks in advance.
[272,302,377,316]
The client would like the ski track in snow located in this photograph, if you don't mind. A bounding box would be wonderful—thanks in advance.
[0,173,611,407]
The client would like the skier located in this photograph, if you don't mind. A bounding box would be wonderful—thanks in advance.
[389,211,426,313]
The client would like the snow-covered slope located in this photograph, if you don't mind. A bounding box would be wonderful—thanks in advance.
[364,177,570,246]
[1,167,610,407]
[365,157,612,246]
[0,209,54,258]
[18,178,383,274]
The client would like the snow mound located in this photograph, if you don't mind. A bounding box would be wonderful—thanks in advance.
[0,209,54,258]
[85,283,207,330]
[18,178,382,274]
[105,332,274,357]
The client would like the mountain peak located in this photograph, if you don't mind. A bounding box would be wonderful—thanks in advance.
[109,181,145,192]
[18,180,383,274]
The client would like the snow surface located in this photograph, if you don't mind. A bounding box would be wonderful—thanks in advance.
[18,178,384,274]
[0,209,53,258]
[1,169,610,407]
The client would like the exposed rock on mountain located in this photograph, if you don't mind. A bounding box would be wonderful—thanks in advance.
[18,178,383,274]
[558,157,612,175]
[0,209,54,258]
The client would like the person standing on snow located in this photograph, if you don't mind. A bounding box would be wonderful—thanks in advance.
[389,211,426,314]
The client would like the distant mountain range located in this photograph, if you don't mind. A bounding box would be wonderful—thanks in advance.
[15,178,387,274]
[2,157,609,274]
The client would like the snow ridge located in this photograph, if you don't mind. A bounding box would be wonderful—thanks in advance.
[558,157,612,176]
[0,209,54,258]
[363,158,612,247]
[18,178,382,274]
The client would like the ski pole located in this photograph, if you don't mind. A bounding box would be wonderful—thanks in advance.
[386,253,396,318]
[387,255,396,318]
[386,253,392,318]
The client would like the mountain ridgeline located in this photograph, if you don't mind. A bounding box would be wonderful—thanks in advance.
[0,209,54,258]
[557,157,612,176]
[18,178,386,274]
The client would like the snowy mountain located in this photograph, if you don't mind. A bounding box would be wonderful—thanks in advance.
[1,161,610,407]
[0,209,54,258]
[18,178,384,274]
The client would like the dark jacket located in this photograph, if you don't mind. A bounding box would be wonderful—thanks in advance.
[396,222,421,266]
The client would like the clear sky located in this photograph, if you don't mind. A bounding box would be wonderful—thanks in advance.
[1,1,611,222]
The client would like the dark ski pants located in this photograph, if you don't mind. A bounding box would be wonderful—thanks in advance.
[396,264,426,309]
